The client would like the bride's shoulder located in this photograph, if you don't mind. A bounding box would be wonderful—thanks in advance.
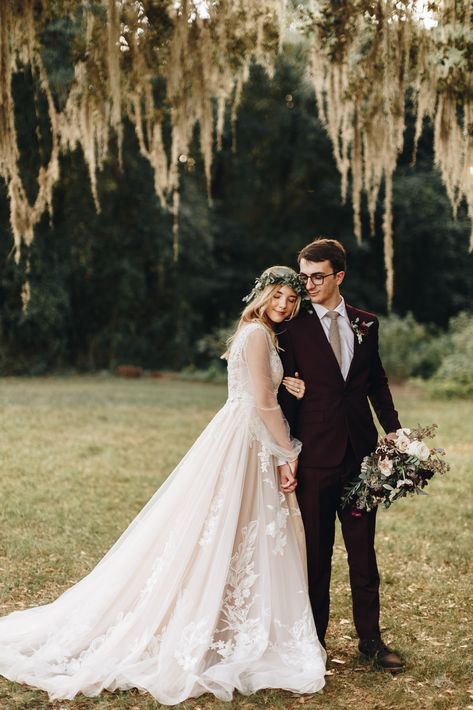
[230,321,271,353]
[243,320,274,339]
[241,320,268,335]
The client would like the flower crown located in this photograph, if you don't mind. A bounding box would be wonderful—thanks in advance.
[242,270,310,308]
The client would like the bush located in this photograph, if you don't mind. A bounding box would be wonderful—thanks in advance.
[429,312,473,398]
[194,324,235,368]
[177,323,235,383]
[183,312,473,399]
[378,313,448,382]
[176,365,228,384]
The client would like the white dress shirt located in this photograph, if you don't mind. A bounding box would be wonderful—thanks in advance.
[312,296,354,380]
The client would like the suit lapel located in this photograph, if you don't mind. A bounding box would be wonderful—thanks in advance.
[345,305,362,383]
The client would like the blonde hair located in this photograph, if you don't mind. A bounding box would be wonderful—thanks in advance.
[223,266,301,358]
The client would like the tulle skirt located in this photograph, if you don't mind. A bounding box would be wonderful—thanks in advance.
[0,400,326,703]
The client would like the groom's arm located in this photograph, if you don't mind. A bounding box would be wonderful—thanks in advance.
[367,319,401,434]
[276,326,299,431]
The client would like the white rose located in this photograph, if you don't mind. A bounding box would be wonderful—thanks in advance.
[378,458,393,477]
[406,440,430,461]
[396,427,411,436]
[395,433,411,453]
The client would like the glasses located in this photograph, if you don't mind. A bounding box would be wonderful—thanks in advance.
[299,272,338,287]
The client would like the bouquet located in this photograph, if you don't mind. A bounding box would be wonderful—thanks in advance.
[342,424,449,515]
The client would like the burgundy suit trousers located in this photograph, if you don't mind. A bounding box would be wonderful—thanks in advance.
[296,445,381,644]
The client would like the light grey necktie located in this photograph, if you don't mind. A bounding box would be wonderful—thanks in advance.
[326,311,342,369]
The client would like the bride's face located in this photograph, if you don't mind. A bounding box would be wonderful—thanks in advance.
[265,285,298,323]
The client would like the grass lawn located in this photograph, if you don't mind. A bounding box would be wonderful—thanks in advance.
[0,376,472,710]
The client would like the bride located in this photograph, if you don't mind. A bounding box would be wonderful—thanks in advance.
[0,266,326,704]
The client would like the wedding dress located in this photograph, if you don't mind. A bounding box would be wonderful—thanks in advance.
[0,322,326,703]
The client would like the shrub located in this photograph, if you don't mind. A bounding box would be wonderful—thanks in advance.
[176,365,227,384]
[194,324,235,369]
[429,312,473,398]
[378,313,448,382]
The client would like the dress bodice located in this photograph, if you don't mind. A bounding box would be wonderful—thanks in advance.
[227,322,283,405]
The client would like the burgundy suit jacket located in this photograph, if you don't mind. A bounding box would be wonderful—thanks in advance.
[276,305,401,468]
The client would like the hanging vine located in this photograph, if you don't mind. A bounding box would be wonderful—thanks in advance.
[304,0,473,307]
[0,0,283,268]
[0,0,472,307]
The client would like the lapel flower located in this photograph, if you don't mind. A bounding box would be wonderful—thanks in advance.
[351,317,374,344]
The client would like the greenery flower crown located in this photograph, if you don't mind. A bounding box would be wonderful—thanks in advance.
[242,271,311,312]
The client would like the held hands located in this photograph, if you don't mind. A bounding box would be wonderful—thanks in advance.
[277,459,298,494]
[283,372,305,400]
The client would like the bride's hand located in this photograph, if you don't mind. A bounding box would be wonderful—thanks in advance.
[277,462,297,493]
[283,372,305,400]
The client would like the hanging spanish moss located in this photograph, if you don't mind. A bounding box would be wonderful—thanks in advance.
[0,0,283,278]
[0,0,472,308]
[305,0,473,307]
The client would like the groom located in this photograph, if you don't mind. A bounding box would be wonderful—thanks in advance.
[277,238,404,671]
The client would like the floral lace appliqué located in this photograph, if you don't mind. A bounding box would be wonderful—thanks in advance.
[44,528,178,674]
[258,446,271,474]
[174,616,212,671]
[274,599,323,673]
[199,491,225,547]
[263,476,277,491]
[211,521,267,660]
[265,492,289,555]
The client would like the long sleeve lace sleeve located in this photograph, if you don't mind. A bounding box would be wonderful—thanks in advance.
[243,326,302,463]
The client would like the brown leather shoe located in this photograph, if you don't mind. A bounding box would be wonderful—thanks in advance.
[358,638,405,672]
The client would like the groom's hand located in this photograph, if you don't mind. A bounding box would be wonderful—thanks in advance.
[385,431,397,442]
[278,463,297,493]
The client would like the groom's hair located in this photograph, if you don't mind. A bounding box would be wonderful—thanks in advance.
[298,238,346,273]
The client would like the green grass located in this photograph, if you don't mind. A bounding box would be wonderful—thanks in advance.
[0,377,472,710]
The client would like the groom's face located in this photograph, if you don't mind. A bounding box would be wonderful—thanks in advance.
[299,258,345,307]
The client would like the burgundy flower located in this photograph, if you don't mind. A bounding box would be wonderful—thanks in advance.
[351,506,364,518]
[419,468,434,480]
[351,318,374,344]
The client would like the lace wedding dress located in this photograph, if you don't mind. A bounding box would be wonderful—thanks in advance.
[0,322,326,703]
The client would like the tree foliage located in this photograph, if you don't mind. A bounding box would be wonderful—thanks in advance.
[0,45,471,374]
[0,1,472,308]
[304,0,473,305]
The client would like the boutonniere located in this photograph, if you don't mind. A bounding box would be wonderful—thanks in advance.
[351,317,374,344]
